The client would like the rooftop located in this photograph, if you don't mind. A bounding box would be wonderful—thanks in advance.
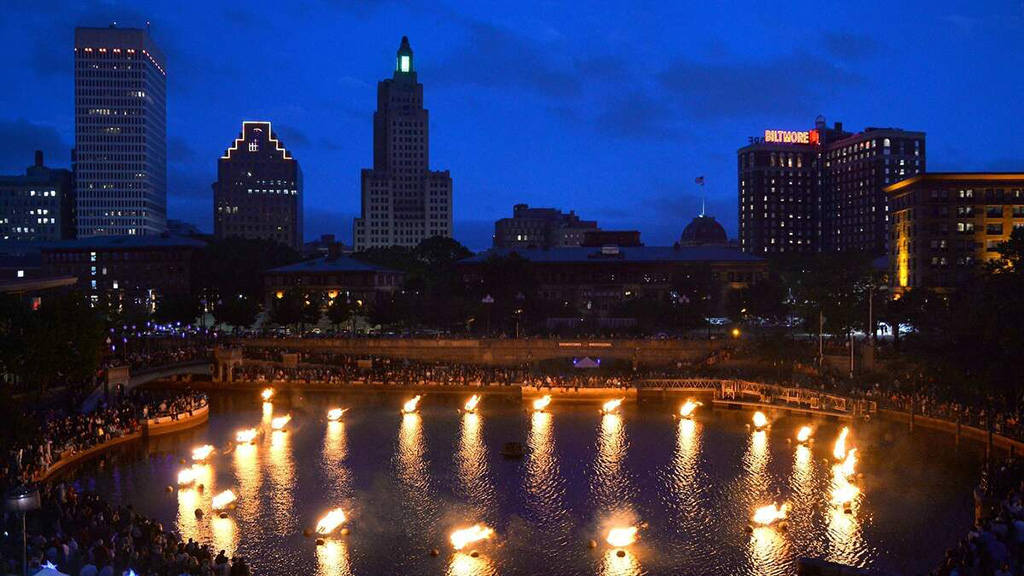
[885,172,1024,193]
[267,255,400,274]
[45,235,207,250]
[461,245,763,264]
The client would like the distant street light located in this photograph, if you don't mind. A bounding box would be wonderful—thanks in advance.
[482,294,494,336]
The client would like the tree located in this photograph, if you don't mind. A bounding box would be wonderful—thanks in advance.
[153,293,200,326]
[17,292,103,399]
[196,238,302,302]
[268,289,304,329]
[214,294,260,332]
[301,291,325,328]
[326,298,352,331]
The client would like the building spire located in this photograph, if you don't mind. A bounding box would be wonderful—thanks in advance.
[396,36,414,74]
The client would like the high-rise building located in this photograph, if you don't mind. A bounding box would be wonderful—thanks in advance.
[353,37,452,251]
[738,117,924,256]
[214,121,303,248]
[494,204,599,249]
[0,151,75,242]
[887,173,1024,294]
[74,25,167,237]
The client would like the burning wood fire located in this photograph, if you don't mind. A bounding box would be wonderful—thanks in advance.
[464,395,481,412]
[177,467,198,486]
[751,503,788,526]
[679,400,702,418]
[192,444,215,461]
[261,388,274,402]
[316,508,348,535]
[532,395,552,412]
[752,411,768,429]
[235,428,258,444]
[831,483,860,506]
[212,490,237,511]
[834,427,850,460]
[796,426,812,443]
[402,395,422,414]
[601,398,624,415]
[839,448,857,478]
[271,415,292,430]
[327,408,347,422]
[450,524,494,551]
[605,526,638,548]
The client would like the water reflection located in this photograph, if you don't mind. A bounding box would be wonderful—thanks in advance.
[176,464,219,550]
[593,414,629,510]
[446,551,497,576]
[456,413,496,517]
[599,549,642,576]
[211,515,236,557]
[323,421,351,487]
[396,413,433,518]
[316,539,354,576]
[267,430,296,533]
[742,430,787,575]
[262,402,273,425]
[525,411,572,543]
[827,461,869,566]
[788,444,823,559]
[748,527,790,576]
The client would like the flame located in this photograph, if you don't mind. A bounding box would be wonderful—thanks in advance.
[236,428,258,444]
[327,408,347,421]
[402,396,422,413]
[834,427,850,460]
[839,448,857,477]
[316,508,348,534]
[752,503,788,525]
[532,395,552,411]
[753,411,768,429]
[831,483,860,506]
[177,467,198,486]
[680,400,702,418]
[192,444,215,461]
[464,395,481,412]
[796,426,812,443]
[450,524,494,550]
[261,388,274,402]
[601,398,624,414]
[212,490,237,510]
[606,526,638,548]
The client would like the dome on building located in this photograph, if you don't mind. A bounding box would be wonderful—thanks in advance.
[680,215,727,246]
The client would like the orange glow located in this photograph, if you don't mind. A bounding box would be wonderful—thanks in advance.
[753,411,768,429]
[236,428,258,444]
[606,526,638,548]
[212,490,237,510]
[532,395,552,412]
[464,395,481,412]
[679,400,702,418]
[177,467,198,486]
[316,508,348,535]
[833,427,850,460]
[192,444,215,461]
[261,388,274,402]
[601,398,624,414]
[327,408,347,421]
[752,503,788,526]
[796,426,812,443]
[450,524,494,551]
[402,396,422,414]
[271,415,291,430]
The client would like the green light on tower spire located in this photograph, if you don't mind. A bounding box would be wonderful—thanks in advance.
[396,36,413,74]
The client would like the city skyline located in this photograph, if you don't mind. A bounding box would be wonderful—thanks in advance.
[1,1,1021,249]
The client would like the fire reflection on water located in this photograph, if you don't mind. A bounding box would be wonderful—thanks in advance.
[447,551,497,576]
[397,413,434,520]
[316,540,354,576]
[599,549,642,576]
[456,413,497,516]
[316,421,353,576]
[593,413,630,510]
[267,429,296,533]
[525,411,572,544]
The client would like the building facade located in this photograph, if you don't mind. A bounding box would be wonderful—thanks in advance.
[75,25,167,237]
[263,246,403,308]
[887,173,1024,294]
[214,121,303,248]
[738,117,924,256]
[0,151,75,242]
[459,245,766,316]
[493,204,599,249]
[41,235,204,307]
[353,37,452,250]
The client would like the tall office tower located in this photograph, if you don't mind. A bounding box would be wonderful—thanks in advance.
[353,36,452,251]
[0,151,75,242]
[738,117,924,256]
[214,121,303,248]
[74,25,167,237]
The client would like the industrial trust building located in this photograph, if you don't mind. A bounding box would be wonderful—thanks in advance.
[738,116,925,257]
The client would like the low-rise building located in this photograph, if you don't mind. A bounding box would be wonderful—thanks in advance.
[494,204,599,249]
[0,151,75,242]
[886,173,1024,294]
[263,246,403,308]
[41,234,205,306]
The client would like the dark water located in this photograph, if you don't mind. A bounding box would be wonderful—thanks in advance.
[69,392,982,576]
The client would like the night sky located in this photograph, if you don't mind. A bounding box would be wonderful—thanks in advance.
[1,0,1021,250]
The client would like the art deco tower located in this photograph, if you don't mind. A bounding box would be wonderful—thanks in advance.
[353,37,452,250]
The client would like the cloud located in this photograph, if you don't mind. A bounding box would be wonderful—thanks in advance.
[658,50,862,119]
[433,22,581,98]
[820,32,879,61]
[274,124,312,148]
[593,91,685,141]
[0,118,71,172]
[169,170,214,200]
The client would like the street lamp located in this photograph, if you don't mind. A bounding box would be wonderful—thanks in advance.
[5,484,41,576]
[481,294,494,336]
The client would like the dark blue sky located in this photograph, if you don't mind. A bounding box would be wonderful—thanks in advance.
[1,0,1021,250]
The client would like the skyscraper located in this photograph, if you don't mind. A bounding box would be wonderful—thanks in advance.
[353,37,452,251]
[214,121,303,248]
[737,117,924,256]
[0,151,75,242]
[74,25,167,237]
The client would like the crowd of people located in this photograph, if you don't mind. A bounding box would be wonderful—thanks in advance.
[0,482,251,576]
[103,344,214,374]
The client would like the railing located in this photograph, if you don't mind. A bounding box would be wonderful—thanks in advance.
[636,378,876,416]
